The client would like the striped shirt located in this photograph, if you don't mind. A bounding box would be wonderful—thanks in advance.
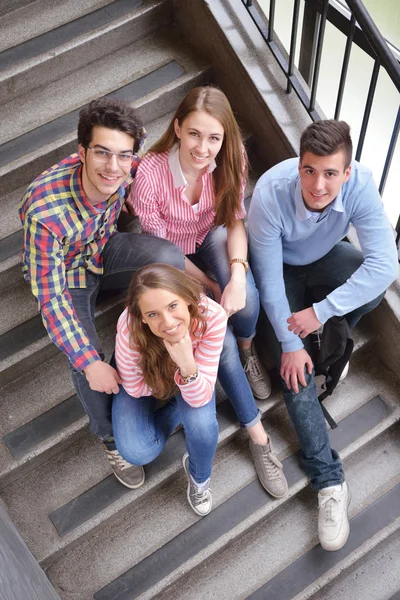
[18,153,139,371]
[115,296,227,407]
[128,144,246,254]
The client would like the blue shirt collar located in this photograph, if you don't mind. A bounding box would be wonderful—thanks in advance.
[295,179,344,222]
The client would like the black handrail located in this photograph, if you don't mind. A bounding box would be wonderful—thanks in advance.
[346,0,400,93]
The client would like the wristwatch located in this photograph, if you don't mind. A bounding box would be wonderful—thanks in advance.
[229,258,249,273]
[180,369,199,383]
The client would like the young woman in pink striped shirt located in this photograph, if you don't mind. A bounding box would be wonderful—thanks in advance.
[128,87,287,499]
[112,263,227,515]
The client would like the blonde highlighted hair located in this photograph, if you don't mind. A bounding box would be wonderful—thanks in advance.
[126,264,207,400]
[149,86,247,229]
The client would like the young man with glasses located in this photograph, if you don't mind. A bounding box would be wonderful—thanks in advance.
[19,98,184,489]
[248,120,398,551]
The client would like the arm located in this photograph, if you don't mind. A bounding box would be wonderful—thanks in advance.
[171,299,228,407]
[221,219,248,317]
[115,310,152,398]
[248,186,312,392]
[248,187,303,353]
[23,215,101,371]
[313,175,398,324]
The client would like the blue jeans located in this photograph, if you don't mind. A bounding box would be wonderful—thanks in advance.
[259,241,385,490]
[112,387,218,483]
[191,226,261,427]
[69,232,184,439]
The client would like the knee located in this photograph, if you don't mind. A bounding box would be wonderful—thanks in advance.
[184,410,218,444]
[219,328,239,366]
[155,239,185,270]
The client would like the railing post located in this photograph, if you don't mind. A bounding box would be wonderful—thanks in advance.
[298,0,319,86]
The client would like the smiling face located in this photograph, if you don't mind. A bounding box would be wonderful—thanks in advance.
[298,150,352,212]
[139,288,191,342]
[174,110,224,175]
[78,125,135,204]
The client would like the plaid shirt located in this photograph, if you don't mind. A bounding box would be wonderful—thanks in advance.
[18,153,140,371]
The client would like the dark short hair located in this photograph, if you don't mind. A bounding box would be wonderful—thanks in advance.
[77,98,145,153]
[300,120,353,169]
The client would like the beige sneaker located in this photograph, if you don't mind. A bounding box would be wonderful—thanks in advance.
[103,445,145,489]
[240,344,271,399]
[249,438,288,498]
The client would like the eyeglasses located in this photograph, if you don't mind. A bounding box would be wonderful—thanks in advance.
[87,146,135,166]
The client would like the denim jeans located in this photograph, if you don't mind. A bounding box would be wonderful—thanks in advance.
[259,241,385,490]
[112,387,218,483]
[69,232,185,439]
[190,226,261,427]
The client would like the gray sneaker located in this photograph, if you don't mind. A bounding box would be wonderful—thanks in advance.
[103,445,145,489]
[249,439,288,498]
[240,344,271,400]
[182,453,212,516]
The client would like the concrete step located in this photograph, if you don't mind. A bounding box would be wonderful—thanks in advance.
[305,528,400,600]
[0,345,397,575]
[0,323,117,491]
[0,26,211,196]
[25,347,398,598]
[154,429,400,600]
[0,0,114,51]
[0,0,173,104]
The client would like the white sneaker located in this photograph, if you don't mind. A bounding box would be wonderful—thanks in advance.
[182,453,212,516]
[318,482,351,551]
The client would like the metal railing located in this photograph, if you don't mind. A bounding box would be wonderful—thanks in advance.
[242,0,400,256]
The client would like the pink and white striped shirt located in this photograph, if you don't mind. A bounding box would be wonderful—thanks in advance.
[115,296,227,407]
[128,145,246,254]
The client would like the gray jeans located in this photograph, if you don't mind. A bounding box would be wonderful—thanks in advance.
[70,232,184,439]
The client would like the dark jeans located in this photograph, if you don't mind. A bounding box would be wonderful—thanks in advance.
[259,241,385,490]
[70,232,185,439]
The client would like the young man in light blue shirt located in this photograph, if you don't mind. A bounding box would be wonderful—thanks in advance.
[248,120,398,552]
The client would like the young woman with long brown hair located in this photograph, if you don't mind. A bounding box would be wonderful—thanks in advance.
[127,86,287,498]
[112,264,227,516]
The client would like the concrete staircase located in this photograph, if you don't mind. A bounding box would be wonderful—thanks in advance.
[0,1,399,599]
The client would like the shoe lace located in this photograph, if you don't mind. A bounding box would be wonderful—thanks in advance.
[192,484,211,506]
[244,355,264,382]
[105,448,132,471]
[262,449,283,480]
[319,491,340,522]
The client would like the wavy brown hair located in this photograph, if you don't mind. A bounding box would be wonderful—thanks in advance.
[126,264,208,400]
[149,86,247,229]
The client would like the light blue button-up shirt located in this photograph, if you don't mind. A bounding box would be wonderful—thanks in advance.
[248,158,398,353]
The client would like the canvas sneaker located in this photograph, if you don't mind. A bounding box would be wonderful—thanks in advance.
[318,482,351,551]
[240,344,271,399]
[249,439,288,498]
[103,444,145,489]
[182,453,212,516]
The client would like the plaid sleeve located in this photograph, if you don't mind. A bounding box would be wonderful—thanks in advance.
[23,215,100,371]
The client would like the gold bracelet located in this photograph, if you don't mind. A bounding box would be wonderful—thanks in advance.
[229,258,249,273]
[180,369,199,383]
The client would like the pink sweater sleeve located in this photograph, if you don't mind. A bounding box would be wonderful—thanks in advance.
[174,297,227,407]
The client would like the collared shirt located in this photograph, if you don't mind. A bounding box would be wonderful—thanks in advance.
[248,157,398,353]
[115,295,227,407]
[128,145,246,254]
[18,153,139,371]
